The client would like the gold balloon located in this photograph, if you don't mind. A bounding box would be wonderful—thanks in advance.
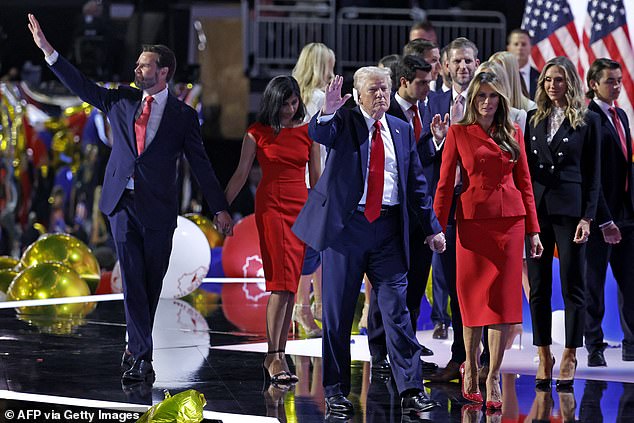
[16,314,88,335]
[7,262,91,317]
[181,289,220,317]
[0,256,19,270]
[0,269,17,294]
[184,213,224,248]
[21,233,101,293]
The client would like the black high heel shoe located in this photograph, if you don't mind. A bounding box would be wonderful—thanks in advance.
[535,355,555,391]
[263,350,293,385]
[556,358,577,391]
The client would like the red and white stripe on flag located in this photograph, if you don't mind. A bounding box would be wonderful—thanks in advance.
[580,0,634,136]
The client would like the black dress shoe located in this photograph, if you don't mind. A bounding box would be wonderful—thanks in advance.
[432,323,448,340]
[122,359,155,384]
[421,359,439,373]
[371,357,391,375]
[325,394,353,414]
[420,345,434,356]
[427,360,460,382]
[401,390,440,412]
[121,351,135,373]
[587,350,607,367]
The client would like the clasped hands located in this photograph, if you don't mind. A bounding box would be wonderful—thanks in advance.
[214,211,234,236]
[425,232,446,253]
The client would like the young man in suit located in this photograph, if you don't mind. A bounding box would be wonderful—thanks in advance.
[365,56,437,379]
[28,14,233,384]
[584,58,634,366]
[293,68,445,418]
[507,28,540,99]
[422,37,480,381]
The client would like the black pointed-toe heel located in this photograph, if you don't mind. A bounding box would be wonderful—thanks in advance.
[535,355,555,390]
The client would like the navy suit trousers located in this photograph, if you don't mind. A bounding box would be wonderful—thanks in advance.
[109,191,175,361]
[321,210,423,398]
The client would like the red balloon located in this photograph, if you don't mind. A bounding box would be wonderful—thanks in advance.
[95,271,113,295]
[220,214,270,333]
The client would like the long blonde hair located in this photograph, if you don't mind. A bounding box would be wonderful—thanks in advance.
[489,51,533,111]
[531,56,587,129]
[292,43,335,106]
[460,71,520,160]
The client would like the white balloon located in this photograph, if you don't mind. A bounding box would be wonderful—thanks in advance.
[152,298,210,387]
[160,216,211,298]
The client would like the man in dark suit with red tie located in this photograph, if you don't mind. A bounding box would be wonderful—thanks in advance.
[365,56,437,374]
[584,58,634,366]
[293,68,445,418]
[28,14,233,383]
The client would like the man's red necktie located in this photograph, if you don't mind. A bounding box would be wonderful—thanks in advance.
[609,107,629,191]
[365,120,385,222]
[410,104,422,142]
[135,96,154,155]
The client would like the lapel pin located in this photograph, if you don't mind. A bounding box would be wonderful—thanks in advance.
[563,138,568,143]
[395,129,400,134]
[532,136,536,140]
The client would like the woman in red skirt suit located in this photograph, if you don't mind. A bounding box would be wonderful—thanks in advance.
[225,76,321,385]
[434,71,543,408]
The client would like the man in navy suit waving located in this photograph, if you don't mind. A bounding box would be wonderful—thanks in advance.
[28,14,233,384]
[293,68,445,418]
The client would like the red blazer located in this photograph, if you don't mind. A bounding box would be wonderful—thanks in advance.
[434,123,539,233]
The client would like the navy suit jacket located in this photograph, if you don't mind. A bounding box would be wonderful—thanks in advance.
[49,55,228,230]
[419,89,452,197]
[528,66,540,99]
[292,107,441,265]
[587,101,634,225]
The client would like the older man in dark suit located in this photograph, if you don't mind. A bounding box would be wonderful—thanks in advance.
[28,14,233,384]
[584,58,634,366]
[293,68,445,418]
[365,56,436,374]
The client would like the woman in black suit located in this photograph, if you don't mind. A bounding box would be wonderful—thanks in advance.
[524,56,601,390]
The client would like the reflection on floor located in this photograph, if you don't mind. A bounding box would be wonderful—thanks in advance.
[0,283,632,422]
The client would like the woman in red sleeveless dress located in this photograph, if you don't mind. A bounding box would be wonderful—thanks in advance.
[225,76,320,385]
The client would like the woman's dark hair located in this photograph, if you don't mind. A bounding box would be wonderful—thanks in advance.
[257,76,306,133]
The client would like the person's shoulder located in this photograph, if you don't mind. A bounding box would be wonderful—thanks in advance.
[585,108,600,123]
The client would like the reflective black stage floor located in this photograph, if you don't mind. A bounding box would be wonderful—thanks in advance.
[0,286,632,422]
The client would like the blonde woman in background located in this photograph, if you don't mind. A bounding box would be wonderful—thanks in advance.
[489,51,536,112]
[290,42,335,337]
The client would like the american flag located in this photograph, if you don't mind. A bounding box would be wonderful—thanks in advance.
[522,0,581,73]
[579,0,634,130]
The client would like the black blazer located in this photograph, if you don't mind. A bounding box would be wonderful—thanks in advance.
[524,108,601,220]
[588,101,634,225]
[529,66,540,99]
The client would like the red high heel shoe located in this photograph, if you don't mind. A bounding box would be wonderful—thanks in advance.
[459,363,483,403]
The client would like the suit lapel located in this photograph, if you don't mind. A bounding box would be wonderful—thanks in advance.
[352,107,370,182]
[532,117,555,165]
[590,102,622,155]
[548,118,573,155]
[129,95,142,155]
[386,115,406,203]
[143,94,174,154]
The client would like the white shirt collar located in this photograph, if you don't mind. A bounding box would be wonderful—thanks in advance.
[593,97,615,115]
[142,86,168,105]
[519,62,531,76]
[359,106,389,131]
[395,93,416,113]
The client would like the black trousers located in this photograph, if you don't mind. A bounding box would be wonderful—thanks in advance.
[527,209,586,348]
[109,191,175,361]
[584,222,634,355]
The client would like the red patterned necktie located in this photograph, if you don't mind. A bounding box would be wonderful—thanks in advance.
[451,95,464,123]
[365,120,385,222]
[410,104,422,142]
[135,96,154,155]
[609,107,629,191]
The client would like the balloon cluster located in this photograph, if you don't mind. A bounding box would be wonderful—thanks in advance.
[0,233,101,334]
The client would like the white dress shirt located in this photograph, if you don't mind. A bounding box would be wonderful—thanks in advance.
[318,109,399,206]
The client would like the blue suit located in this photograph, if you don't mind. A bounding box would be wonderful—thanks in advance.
[365,95,435,362]
[49,55,228,361]
[292,106,441,398]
